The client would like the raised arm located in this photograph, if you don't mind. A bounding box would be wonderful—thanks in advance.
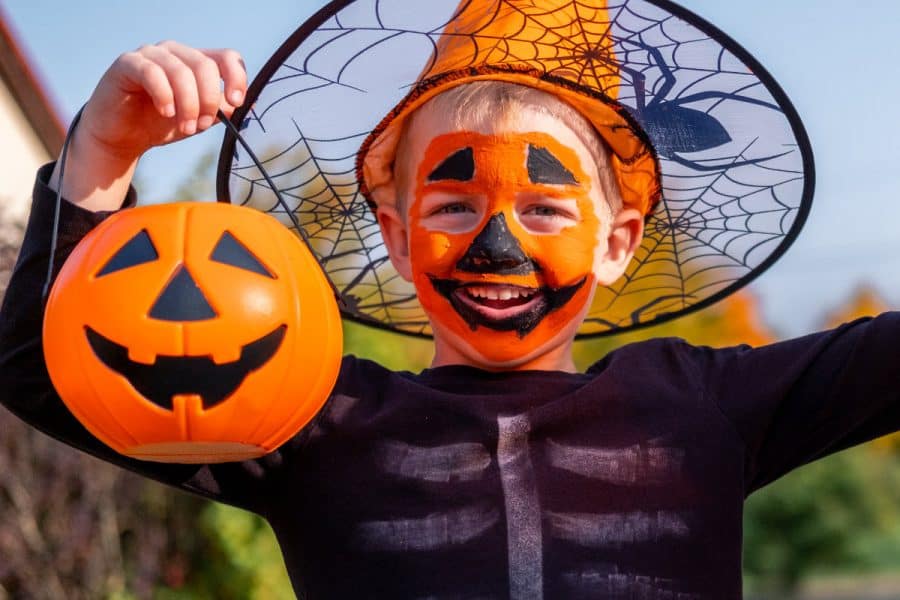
[692,313,900,493]
[49,41,246,210]
[0,43,287,514]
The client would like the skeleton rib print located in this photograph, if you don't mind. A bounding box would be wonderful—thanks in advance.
[349,411,697,600]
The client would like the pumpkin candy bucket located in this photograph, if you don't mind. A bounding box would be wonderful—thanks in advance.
[42,201,342,463]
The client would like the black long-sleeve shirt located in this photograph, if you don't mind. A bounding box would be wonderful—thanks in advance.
[1,164,899,599]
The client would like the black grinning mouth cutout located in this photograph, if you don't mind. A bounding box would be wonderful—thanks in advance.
[85,326,286,410]
[429,276,585,337]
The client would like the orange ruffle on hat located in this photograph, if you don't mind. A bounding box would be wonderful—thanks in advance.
[357,0,661,218]
[218,0,813,337]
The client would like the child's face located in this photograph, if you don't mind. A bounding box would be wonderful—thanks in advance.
[379,102,643,370]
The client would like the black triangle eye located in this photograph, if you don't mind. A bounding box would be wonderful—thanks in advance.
[210,231,275,278]
[527,145,579,185]
[96,229,158,277]
[428,147,475,182]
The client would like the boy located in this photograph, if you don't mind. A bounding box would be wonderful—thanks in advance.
[2,4,899,600]
[374,80,645,371]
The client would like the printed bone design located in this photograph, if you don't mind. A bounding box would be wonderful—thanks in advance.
[353,415,694,600]
[546,438,696,599]
[354,439,499,552]
[351,416,543,598]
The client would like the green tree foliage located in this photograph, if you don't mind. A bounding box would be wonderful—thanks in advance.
[153,504,293,600]
[343,320,433,371]
[743,446,900,595]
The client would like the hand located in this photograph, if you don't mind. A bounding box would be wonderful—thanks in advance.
[81,41,247,159]
[51,41,248,211]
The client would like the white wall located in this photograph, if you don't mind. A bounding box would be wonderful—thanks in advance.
[0,78,53,244]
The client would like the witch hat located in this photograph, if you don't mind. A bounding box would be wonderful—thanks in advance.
[217,0,813,337]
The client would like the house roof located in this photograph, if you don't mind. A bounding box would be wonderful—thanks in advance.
[0,6,66,157]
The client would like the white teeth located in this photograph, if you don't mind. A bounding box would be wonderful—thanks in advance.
[465,285,537,300]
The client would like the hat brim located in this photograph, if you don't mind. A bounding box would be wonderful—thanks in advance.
[217,0,814,339]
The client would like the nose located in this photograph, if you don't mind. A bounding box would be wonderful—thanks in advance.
[455,213,533,275]
[149,265,217,321]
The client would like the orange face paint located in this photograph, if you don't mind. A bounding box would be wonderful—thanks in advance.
[408,131,603,363]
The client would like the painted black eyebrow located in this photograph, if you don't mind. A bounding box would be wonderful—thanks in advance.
[527,145,579,185]
[427,147,475,182]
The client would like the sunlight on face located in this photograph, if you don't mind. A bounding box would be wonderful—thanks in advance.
[394,106,615,368]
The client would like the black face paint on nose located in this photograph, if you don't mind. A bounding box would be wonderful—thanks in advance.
[455,213,534,275]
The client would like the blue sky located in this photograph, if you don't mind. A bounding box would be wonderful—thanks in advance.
[5,0,900,336]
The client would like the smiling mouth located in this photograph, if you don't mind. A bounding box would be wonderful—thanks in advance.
[429,277,585,337]
[458,283,542,313]
[85,326,286,410]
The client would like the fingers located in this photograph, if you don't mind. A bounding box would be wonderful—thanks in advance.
[113,50,177,118]
[116,41,248,136]
[141,44,203,134]
[207,48,247,109]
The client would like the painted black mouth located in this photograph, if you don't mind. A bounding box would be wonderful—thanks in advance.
[85,325,286,410]
[429,276,585,338]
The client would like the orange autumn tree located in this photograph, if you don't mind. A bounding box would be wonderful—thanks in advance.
[572,289,775,370]
[823,286,890,329]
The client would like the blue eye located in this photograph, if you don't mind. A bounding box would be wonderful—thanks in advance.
[436,203,474,215]
[524,205,571,219]
[530,206,559,217]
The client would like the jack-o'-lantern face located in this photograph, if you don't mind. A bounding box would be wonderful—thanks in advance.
[406,129,606,364]
[85,227,286,410]
[43,203,342,463]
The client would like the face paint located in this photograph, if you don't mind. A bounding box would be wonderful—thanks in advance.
[408,131,603,363]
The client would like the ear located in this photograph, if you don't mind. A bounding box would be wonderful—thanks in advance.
[594,207,644,286]
[376,199,414,282]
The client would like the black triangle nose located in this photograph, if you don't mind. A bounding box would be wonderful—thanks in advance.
[149,266,217,322]
[456,213,533,275]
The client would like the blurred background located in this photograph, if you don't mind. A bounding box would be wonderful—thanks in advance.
[1,1,899,598]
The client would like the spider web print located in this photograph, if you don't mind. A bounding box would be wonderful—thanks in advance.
[219,0,812,338]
